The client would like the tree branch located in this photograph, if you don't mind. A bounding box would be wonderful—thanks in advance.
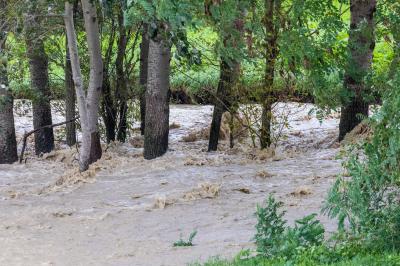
[19,116,80,163]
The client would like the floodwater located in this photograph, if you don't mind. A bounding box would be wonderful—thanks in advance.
[0,102,342,266]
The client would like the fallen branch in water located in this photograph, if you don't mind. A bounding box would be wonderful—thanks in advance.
[19,116,80,163]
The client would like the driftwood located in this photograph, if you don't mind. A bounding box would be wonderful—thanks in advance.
[19,116,79,163]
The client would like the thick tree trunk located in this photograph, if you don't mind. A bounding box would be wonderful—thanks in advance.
[65,39,76,146]
[116,8,128,142]
[139,24,149,136]
[339,0,376,141]
[260,0,279,149]
[80,0,103,168]
[143,36,171,160]
[25,13,54,155]
[65,1,103,171]
[0,11,18,164]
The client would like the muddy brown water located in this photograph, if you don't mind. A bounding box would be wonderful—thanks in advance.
[0,103,342,266]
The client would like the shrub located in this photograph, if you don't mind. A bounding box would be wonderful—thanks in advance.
[255,196,325,260]
[323,73,400,251]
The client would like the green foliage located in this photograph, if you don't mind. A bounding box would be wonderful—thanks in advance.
[173,230,198,247]
[254,196,286,256]
[255,196,325,260]
[323,67,400,251]
[197,251,400,266]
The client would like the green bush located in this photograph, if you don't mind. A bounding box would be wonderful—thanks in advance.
[255,196,325,260]
[323,73,400,252]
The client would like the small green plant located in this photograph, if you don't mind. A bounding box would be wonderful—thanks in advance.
[173,230,198,247]
[254,196,286,256]
[255,195,325,260]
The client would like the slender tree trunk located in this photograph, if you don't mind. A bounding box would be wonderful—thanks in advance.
[208,61,239,151]
[116,8,128,142]
[208,5,244,152]
[25,11,54,155]
[339,0,376,141]
[101,20,117,143]
[143,35,171,160]
[102,71,116,142]
[65,39,76,146]
[260,0,279,149]
[65,1,78,147]
[65,1,103,171]
[139,24,149,136]
[0,3,18,164]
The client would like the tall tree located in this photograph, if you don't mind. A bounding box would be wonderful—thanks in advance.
[139,24,149,136]
[208,61,241,151]
[260,0,280,149]
[339,0,377,141]
[65,41,76,146]
[65,0,103,171]
[115,5,129,142]
[101,17,117,143]
[143,25,171,159]
[65,0,79,147]
[25,1,55,155]
[208,1,246,152]
[0,0,18,164]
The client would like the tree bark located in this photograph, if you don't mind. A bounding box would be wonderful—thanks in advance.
[260,0,279,149]
[339,0,376,141]
[0,1,18,164]
[101,19,118,143]
[208,5,244,152]
[116,7,128,142]
[208,60,240,151]
[25,9,54,155]
[139,24,149,136]
[143,34,171,160]
[102,69,116,143]
[65,1,103,171]
[101,19,117,143]
[65,38,76,146]
[65,0,78,147]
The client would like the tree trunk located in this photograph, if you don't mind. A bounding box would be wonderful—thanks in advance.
[101,19,117,143]
[139,24,149,136]
[65,1,78,147]
[65,1,103,171]
[339,0,376,141]
[65,39,76,146]
[102,71,116,143]
[208,5,244,152]
[25,12,54,155]
[116,8,128,142]
[260,0,279,149]
[0,5,18,164]
[208,61,239,151]
[143,35,171,160]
